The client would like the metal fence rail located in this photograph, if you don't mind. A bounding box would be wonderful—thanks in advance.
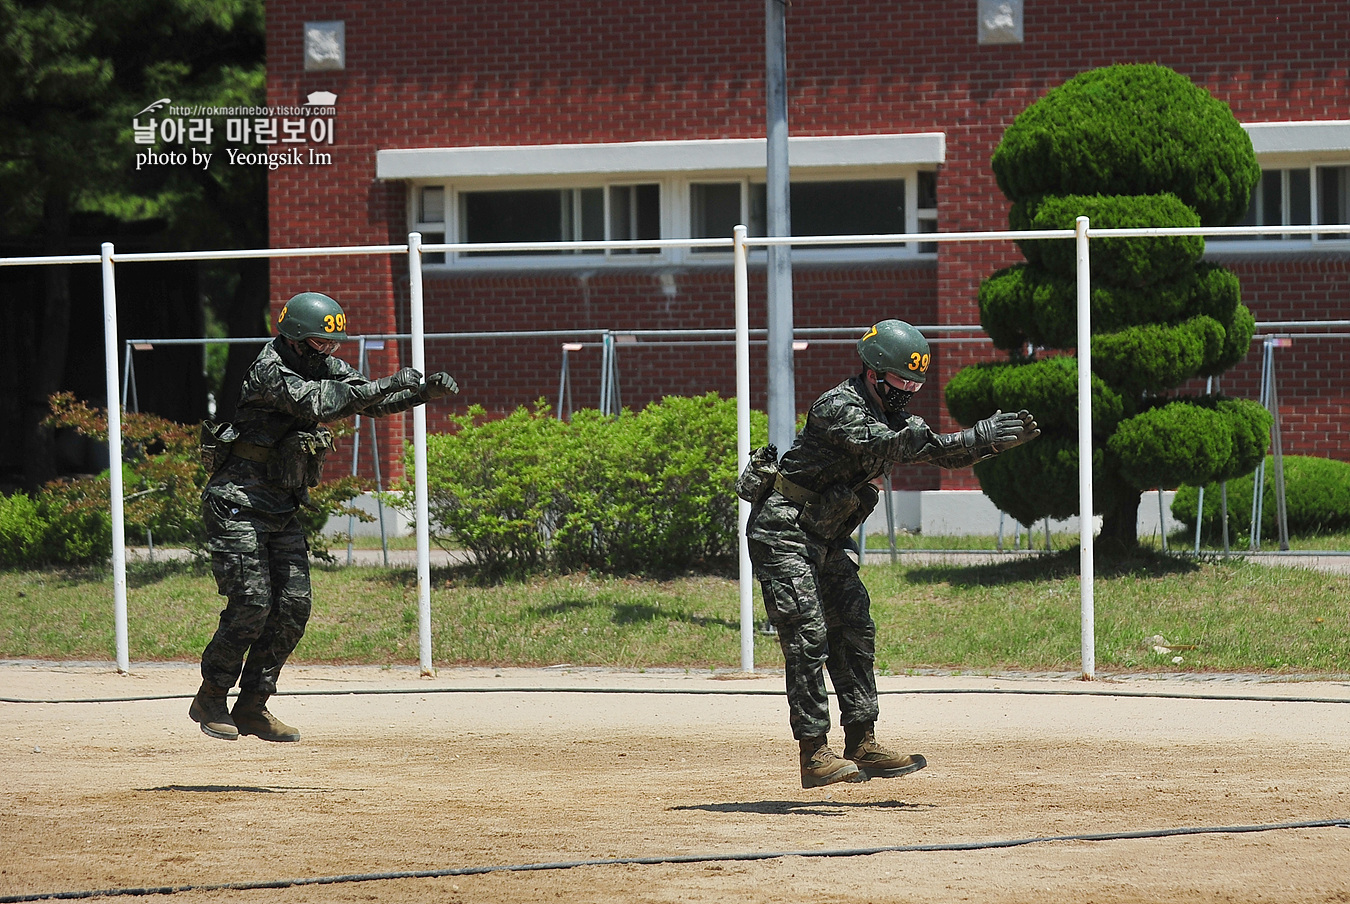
[3,221,1348,680]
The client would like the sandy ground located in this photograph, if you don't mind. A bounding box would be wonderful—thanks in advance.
[4,662,1350,904]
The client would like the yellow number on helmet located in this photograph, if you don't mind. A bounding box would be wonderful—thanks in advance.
[336,313,346,332]
[278,306,288,322]
[921,353,930,372]
[324,314,336,332]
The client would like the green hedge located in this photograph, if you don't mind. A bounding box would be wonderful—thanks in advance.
[417,394,767,578]
[1172,455,1350,541]
[0,393,368,569]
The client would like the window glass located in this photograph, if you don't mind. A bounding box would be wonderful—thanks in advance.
[419,186,444,223]
[1320,167,1349,240]
[578,188,605,243]
[464,189,564,252]
[1289,169,1311,226]
[917,171,938,210]
[791,180,905,237]
[1261,170,1284,234]
[422,231,445,265]
[610,183,661,253]
[690,183,742,240]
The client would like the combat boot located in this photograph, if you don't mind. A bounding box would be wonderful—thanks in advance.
[188,681,239,741]
[843,722,926,779]
[232,691,300,742]
[798,735,864,789]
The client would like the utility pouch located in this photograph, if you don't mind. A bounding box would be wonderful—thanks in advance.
[799,482,861,539]
[270,427,335,489]
[845,483,881,536]
[199,420,238,474]
[735,444,779,503]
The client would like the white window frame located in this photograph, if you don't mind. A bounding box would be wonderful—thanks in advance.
[1209,121,1350,253]
[378,134,945,269]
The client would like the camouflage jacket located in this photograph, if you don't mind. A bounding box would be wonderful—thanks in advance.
[204,338,425,513]
[749,374,994,543]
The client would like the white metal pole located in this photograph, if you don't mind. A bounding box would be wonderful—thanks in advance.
[734,225,754,673]
[102,243,130,674]
[408,233,434,676]
[1075,217,1095,681]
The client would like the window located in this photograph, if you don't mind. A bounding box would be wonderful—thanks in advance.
[384,133,947,266]
[425,183,661,257]
[689,174,936,255]
[1224,165,1350,246]
[416,186,446,263]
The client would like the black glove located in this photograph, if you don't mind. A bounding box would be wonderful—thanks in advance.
[419,371,459,400]
[374,367,424,396]
[993,409,1040,451]
[962,409,1039,450]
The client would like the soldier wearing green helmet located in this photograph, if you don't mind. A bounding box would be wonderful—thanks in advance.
[741,319,1039,788]
[190,291,459,744]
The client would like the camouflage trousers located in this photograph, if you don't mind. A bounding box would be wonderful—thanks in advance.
[748,534,879,740]
[199,494,311,696]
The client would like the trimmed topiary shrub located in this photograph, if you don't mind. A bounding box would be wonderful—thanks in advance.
[948,63,1267,545]
[1172,455,1350,541]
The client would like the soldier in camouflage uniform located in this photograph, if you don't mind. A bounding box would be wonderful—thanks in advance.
[189,292,458,743]
[745,320,1039,788]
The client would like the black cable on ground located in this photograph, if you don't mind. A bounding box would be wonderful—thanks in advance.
[3,818,1347,902]
[5,685,1350,706]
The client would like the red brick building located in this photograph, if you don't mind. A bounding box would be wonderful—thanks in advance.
[265,1,1349,490]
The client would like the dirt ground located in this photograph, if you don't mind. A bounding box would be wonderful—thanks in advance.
[4,662,1350,904]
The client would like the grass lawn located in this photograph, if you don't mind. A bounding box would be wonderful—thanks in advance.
[3,545,1348,677]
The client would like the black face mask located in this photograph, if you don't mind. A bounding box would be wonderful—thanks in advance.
[878,384,913,414]
[871,373,913,414]
[281,337,330,378]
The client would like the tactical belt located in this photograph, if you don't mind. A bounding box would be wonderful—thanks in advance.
[231,440,272,463]
[774,473,822,506]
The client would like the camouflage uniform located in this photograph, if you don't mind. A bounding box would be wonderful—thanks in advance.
[747,374,994,740]
[199,337,427,696]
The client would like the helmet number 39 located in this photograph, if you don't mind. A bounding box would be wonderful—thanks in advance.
[324,313,346,333]
[909,352,930,374]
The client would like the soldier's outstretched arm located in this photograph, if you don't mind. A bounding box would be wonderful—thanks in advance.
[917,409,1040,470]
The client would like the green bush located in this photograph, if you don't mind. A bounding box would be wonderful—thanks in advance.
[0,392,369,568]
[1173,455,1350,541]
[0,492,47,567]
[417,394,767,578]
[421,403,565,576]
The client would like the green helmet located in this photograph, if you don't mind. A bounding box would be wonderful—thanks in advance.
[857,319,931,383]
[277,292,348,342]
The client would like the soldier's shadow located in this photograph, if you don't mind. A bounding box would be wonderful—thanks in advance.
[671,799,936,817]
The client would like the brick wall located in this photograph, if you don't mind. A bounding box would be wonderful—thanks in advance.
[268,0,1350,488]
